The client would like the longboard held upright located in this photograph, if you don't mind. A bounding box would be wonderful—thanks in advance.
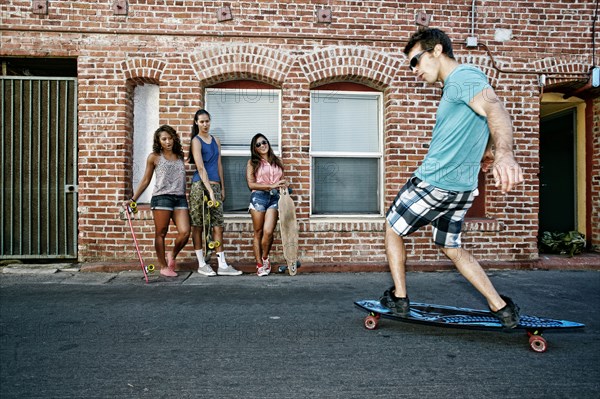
[201,195,221,263]
[278,187,300,275]
[124,202,155,283]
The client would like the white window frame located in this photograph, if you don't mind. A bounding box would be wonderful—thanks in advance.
[205,87,282,215]
[132,84,159,204]
[309,90,384,218]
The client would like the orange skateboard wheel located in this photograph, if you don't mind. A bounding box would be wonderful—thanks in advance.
[528,333,547,353]
[364,315,379,330]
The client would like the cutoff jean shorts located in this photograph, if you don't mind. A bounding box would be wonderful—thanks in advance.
[248,190,280,212]
[386,176,477,248]
[150,194,189,211]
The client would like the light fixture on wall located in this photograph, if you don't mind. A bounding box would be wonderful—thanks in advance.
[415,11,431,27]
[217,6,233,22]
[32,0,48,15]
[317,8,332,24]
[114,0,128,16]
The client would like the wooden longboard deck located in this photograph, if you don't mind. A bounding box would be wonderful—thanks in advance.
[278,189,298,274]
[355,300,585,332]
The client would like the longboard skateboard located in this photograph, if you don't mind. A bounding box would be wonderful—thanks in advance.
[201,195,221,263]
[278,187,300,276]
[124,202,155,283]
[355,299,584,353]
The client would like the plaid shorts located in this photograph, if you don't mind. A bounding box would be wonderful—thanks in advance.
[189,181,224,227]
[386,176,476,248]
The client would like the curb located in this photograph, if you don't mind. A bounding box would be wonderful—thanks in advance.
[3,254,599,276]
[1,264,80,275]
[78,253,600,274]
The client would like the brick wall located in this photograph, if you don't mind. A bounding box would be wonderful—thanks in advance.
[1,1,598,266]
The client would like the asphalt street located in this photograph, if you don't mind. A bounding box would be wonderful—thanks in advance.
[1,269,599,398]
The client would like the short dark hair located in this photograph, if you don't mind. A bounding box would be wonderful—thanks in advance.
[404,28,455,60]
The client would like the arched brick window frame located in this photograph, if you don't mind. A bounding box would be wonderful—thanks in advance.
[120,58,166,200]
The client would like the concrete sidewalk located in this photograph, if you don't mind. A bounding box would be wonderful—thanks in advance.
[80,252,600,274]
[2,252,600,276]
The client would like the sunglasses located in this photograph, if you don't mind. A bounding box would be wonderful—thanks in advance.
[255,140,269,148]
[409,47,433,71]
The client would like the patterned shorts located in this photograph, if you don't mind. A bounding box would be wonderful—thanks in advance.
[189,181,224,227]
[386,176,476,248]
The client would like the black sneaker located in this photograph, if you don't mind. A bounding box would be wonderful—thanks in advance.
[380,286,410,317]
[490,295,520,329]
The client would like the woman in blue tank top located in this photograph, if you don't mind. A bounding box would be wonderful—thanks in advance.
[187,109,241,276]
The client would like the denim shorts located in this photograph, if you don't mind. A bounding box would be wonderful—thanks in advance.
[386,176,476,248]
[249,190,279,212]
[150,194,189,211]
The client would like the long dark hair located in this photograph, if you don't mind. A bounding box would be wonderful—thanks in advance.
[153,125,184,158]
[187,109,211,164]
[249,133,283,176]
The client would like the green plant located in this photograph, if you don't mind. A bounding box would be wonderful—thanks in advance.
[539,231,586,257]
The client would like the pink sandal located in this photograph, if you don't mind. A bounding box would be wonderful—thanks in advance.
[167,253,177,272]
[160,268,177,277]
[161,253,177,277]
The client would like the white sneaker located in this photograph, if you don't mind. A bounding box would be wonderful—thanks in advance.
[256,264,268,277]
[262,258,271,275]
[197,263,216,276]
[217,263,242,276]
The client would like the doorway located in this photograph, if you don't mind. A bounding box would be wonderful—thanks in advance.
[1,58,78,260]
[539,109,576,233]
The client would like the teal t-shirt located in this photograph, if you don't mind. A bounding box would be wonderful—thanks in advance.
[415,65,491,191]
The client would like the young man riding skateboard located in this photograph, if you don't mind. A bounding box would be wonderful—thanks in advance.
[382,28,524,328]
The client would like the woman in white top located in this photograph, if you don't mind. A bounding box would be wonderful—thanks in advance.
[246,134,287,276]
[127,125,190,277]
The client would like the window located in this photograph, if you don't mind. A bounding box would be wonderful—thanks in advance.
[205,82,281,212]
[310,86,383,215]
[132,84,159,203]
